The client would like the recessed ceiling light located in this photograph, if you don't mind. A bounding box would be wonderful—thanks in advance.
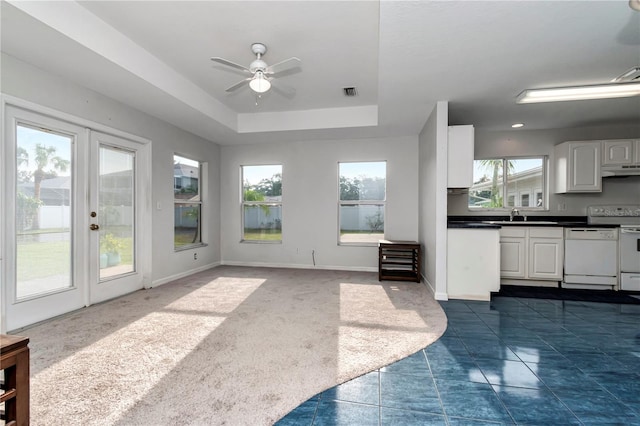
[512,123,524,128]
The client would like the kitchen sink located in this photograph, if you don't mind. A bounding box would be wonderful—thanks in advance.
[483,220,558,225]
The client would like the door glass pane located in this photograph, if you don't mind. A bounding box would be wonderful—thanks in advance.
[16,125,72,299]
[99,145,135,279]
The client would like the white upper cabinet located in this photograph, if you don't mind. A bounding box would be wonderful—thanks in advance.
[554,141,601,193]
[447,125,474,188]
[602,139,634,165]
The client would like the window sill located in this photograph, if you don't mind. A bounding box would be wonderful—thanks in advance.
[467,208,549,212]
[240,240,282,244]
[338,242,380,247]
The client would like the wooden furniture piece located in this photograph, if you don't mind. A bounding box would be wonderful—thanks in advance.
[1,334,30,426]
[378,240,421,282]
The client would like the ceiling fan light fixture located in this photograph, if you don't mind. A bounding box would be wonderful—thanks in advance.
[516,81,640,103]
[249,71,271,93]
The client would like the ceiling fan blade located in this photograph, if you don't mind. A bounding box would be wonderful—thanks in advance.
[211,57,250,73]
[265,57,301,75]
[225,78,251,92]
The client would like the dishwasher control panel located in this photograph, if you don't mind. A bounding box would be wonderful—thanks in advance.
[565,228,619,240]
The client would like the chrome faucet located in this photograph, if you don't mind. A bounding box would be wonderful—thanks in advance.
[510,208,527,222]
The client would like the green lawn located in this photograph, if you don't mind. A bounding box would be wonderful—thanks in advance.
[17,239,71,281]
[17,235,133,281]
[174,227,199,248]
[243,229,282,241]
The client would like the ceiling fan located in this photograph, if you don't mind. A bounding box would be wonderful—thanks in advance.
[211,43,301,94]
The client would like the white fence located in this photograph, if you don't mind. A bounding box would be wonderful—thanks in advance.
[242,205,384,231]
[339,205,384,231]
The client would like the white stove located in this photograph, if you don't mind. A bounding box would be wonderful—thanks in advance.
[588,205,640,291]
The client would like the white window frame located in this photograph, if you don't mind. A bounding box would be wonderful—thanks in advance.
[338,161,386,246]
[468,156,547,211]
[173,153,205,251]
[240,164,282,244]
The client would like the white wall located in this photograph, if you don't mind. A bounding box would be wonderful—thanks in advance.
[418,101,449,299]
[1,53,221,285]
[448,125,640,216]
[220,136,419,270]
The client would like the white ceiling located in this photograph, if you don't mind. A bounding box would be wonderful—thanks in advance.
[2,1,639,146]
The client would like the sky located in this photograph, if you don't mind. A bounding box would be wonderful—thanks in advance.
[242,164,282,185]
[242,161,386,186]
[473,158,542,180]
[18,124,135,176]
[17,125,72,176]
[339,161,386,180]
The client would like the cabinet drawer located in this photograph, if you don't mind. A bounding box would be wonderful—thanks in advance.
[529,227,563,238]
[499,227,527,238]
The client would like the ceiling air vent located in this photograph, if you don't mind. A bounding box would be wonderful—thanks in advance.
[343,87,358,97]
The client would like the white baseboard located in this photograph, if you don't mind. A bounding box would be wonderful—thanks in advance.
[434,292,449,301]
[421,273,448,300]
[150,262,221,287]
[220,260,377,273]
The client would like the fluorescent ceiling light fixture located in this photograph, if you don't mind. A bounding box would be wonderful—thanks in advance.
[516,81,640,104]
[511,123,524,128]
[249,71,271,93]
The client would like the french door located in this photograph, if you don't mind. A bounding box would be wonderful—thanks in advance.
[3,105,148,331]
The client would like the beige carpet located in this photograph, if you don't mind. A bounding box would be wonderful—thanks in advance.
[25,266,447,425]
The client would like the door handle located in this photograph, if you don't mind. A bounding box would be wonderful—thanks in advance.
[90,224,100,231]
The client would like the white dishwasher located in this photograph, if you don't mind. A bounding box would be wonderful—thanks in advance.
[563,228,618,290]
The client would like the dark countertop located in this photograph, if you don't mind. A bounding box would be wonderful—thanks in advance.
[447,215,620,229]
[448,222,501,229]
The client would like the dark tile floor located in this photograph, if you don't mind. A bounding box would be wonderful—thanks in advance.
[276,296,640,425]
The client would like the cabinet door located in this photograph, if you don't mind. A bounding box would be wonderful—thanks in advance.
[602,140,633,165]
[528,238,563,280]
[569,142,601,192]
[447,125,474,188]
[635,140,640,165]
[500,237,526,278]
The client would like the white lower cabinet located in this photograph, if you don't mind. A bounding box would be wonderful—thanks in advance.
[447,228,500,301]
[500,227,564,284]
[499,228,526,278]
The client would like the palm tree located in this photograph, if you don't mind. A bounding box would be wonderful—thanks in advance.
[31,144,70,229]
[480,159,514,208]
[17,146,29,167]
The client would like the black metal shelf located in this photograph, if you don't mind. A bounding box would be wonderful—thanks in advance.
[378,240,421,283]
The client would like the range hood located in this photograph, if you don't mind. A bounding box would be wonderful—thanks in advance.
[602,165,640,177]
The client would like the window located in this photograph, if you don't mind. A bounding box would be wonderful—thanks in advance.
[174,154,202,249]
[339,161,386,244]
[242,165,282,242]
[468,157,546,209]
